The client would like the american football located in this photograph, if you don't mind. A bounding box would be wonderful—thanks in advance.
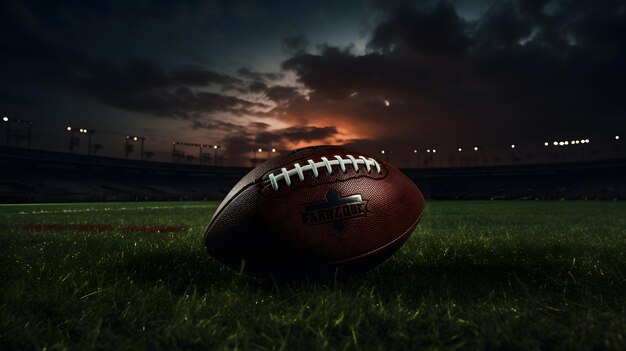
[2,1,625,349]
[204,145,425,280]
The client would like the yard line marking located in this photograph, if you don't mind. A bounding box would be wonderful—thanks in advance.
[18,224,187,233]
[1,204,217,215]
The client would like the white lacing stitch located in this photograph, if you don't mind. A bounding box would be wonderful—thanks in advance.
[267,155,381,191]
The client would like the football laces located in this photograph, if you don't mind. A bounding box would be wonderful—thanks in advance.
[267,155,381,191]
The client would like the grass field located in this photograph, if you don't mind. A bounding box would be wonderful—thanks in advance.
[1,201,625,350]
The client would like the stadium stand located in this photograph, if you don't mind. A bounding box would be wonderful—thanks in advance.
[1,146,624,203]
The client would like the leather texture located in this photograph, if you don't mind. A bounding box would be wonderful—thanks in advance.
[204,145,426,280]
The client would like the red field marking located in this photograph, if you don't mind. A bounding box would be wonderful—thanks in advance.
[18,224,186,234]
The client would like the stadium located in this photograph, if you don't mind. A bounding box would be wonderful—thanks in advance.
[1,1,626,350]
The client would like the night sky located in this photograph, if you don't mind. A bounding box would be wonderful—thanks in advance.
[1,0,625,165]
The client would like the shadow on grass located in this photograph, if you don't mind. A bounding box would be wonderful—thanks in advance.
[115,248,241,293]
[117,245,626,306]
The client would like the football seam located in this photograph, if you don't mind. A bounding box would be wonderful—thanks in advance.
[204,179,257,234]
[258,171,390,199]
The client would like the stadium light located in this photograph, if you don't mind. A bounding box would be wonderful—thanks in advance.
[412,149,419,167]
[553,141,558,146]
[458,148,462,152]
[213,145,221,166]
[3,117,10,147]
[425,149,434,168]
[4,117,33,148]
[544,142,549,146]
[258,148,262,153]
[69,128,97,155]
[564,141,569,145]
[509,144,517,164]
[272,148,276,152]
[616,135,620,140]
[126,135,146,160]
[559,142,564,146]
[171,141,211,164]
[65,126,79,154]
[472,146,479,166]
[381,150,385,154]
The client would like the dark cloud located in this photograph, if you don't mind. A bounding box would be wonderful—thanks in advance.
[248,81,268,93]
[249,122,271,130]
[282,29,310,55]
[2,0,626,165]
[69,61,264,119]
[263,85,301,103]
[0,2,264,123]
[276,0,626,157]
[237,67,283,82]
[268,126,338,143]
[253,125,339,147]
[189,118,249,132]
[221,124,340,165]
[368,1,471,55]
[473,1,534,49]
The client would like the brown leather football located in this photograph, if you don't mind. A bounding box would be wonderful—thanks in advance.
[204,145,425,280]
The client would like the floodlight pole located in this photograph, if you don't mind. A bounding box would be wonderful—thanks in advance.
[27,122,32,149]
[69,129,75,153]
[214,146,220,166]
[5,119,10,147]
[510,145,516,164]
[87,130,94,155]
[140,138,145,161]
[125,137,129,159]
